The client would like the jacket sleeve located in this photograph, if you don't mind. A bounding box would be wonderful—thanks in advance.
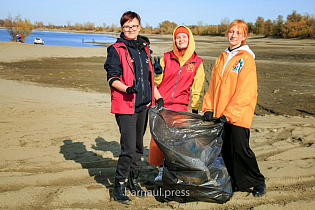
[154,56,165,86]
[202,59,218,113]
[104,46,122,86]
[190,61,205,110]
[222,56,258,123]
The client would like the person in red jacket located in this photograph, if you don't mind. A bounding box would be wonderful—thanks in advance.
[148,25,205,181]
[104,11,163,204]
[202,19,266,197]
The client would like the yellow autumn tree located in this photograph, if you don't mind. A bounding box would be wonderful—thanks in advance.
[158,20,177,34]
[7,15,33,42]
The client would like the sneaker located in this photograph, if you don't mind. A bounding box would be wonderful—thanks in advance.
[252,183,266,197]
[154,167,163,181]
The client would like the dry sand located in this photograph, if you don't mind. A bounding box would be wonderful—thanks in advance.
[0,41,314,209]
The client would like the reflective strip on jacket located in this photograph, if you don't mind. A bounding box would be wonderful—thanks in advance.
[109,42,155,114]
[202,50,258,129]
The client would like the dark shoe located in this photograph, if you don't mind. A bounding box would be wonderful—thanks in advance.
[233,186,252,193]
[112,179,131,204]
[253,183,266,197]
[240,188,253,193]
[232,186,238,192]
[126,171,147,197]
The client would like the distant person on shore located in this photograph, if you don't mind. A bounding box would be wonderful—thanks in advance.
[104,11,163,204]
[147,25,205,181]
[202,19,266,197]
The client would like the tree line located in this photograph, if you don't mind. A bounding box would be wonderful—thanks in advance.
[1,10,314,42]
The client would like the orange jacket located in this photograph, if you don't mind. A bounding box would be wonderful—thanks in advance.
[202,46,257,129]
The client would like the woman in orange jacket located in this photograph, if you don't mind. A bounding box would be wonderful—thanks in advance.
[148,25,205,181]
[202,20,266,197]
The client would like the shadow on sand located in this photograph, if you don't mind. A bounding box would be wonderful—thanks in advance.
[59,136,163,200]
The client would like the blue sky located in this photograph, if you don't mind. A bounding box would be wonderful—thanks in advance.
[1,0,314,27]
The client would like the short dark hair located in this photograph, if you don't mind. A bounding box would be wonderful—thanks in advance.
[120,11,141,26]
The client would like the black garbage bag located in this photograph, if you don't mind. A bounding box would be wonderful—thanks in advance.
[149,107,232,203]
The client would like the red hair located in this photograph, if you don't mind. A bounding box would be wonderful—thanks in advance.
[226,19,248,46]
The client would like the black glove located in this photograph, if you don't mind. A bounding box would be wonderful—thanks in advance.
[202,111,213,121]
[153,57,163,74]
[156,98,164,109]
[192,109,198,114]
[216,115,227,123]
[126,79,138,94]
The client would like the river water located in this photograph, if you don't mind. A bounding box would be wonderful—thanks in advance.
[0,28,118,48]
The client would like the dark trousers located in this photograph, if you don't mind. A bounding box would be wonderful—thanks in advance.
[222,123,265,191]
[114,107,148,181]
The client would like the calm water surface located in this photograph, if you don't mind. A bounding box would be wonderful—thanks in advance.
[0,28,118,48]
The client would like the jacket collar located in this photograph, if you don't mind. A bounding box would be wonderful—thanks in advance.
[117,32,150,50]
[170,50,198,65]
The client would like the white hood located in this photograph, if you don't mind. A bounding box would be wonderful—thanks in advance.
[224,45,255,59]
[222,45,255,75]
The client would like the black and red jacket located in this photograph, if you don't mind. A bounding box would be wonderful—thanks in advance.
[104,33,155,114]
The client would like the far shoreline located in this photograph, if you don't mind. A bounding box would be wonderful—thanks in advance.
[2,27,311,41]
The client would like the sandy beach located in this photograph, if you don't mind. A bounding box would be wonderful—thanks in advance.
[0,38,314,209]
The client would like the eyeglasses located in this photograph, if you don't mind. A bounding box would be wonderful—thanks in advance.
[122,25,140,31]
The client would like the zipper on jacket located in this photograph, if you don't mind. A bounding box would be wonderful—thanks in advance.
[169,66,182,108]
[124,49,136,113]
[168,61,196,108]
[137,49,145,104]
[125,52,134,74]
